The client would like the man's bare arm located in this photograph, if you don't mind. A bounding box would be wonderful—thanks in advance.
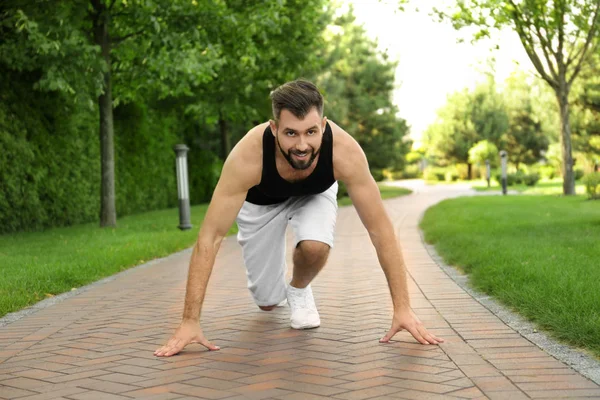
[154,129,262,357]
[334,127,443,345]
[337,138,410,312]
[181,176,249,322]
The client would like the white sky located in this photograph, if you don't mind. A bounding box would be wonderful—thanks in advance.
[347,0,534,145]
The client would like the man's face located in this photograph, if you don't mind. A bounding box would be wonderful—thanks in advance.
[270,108,327,171]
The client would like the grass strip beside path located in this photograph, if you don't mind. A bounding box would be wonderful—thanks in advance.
[421,195,600,358]
[0,183,410,318]
[472,179,586,195]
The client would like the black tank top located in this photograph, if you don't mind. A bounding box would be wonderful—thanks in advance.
[245,122,336,205]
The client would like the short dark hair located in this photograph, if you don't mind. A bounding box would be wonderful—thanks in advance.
[270,79,324,121]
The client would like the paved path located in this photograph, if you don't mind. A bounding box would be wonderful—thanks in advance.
[1,181,599,400]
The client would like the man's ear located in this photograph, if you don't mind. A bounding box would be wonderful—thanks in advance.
[322,116,328,131]
[269,119,277,136]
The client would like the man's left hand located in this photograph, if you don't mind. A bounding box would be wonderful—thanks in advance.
[379,308,444,345]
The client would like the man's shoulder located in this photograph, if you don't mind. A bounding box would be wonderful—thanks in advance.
[328,120,361,155]
[222,122,269,190]
[328,120,367,182]
[239,121,269,147]
[230,121,269,159]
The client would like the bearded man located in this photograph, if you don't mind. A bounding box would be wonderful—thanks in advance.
[155,79,443,357]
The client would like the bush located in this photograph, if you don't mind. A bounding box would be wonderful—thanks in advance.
[582,172,600,200]
[574,169,584,181]
[540,165,556,180]
[496,171,529,186]
[390,165,421,180]
[424,167,449,181]
[523,173,540,187]
[496,173,511,186]
[456,164,469,180]
[424,168,443,181]
[513,171,526,185]
[0,68,217,234]
[445,170,459,182]
[0,70,101,234]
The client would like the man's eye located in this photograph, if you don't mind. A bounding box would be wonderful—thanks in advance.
[308,130,316,135]
[286,131,296,136]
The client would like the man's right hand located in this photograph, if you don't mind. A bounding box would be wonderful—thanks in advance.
[154,320,220,357]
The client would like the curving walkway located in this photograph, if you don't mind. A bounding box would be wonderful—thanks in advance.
[1,181,599,400]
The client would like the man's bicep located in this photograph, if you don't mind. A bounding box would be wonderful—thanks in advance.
[340,142,389,233]
[198,152,256,241]
[200,181,248,239]
[346,175,388,232]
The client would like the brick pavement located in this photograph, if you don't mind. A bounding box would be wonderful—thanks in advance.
[1,181,599,399]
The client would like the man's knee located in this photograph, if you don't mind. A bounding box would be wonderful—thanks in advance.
[296,240,330,262]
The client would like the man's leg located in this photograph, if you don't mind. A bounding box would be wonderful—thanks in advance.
[236,201,289,310]
[290,240,330,289]
[286,182,338,329]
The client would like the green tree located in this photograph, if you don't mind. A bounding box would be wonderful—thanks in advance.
[2,0,227,227]
[503,72,549,170]
[424,80,508,178]
[315,10,411,172]
[572,56,600,171]
[424,89,476,170]
[435,0,600,195]
[187,0,332,159]
[469,140,500,167]
[470,76,509,146]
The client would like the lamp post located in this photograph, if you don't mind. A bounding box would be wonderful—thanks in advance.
[174,144,192,230]
[499,150,508,195]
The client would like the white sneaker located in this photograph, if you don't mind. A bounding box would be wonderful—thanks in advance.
[286,284,320,329]
[277,298,288,307]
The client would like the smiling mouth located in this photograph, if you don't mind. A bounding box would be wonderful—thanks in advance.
[293,152,308,158]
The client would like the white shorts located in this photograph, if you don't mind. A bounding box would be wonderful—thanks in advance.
[236,182,338,306]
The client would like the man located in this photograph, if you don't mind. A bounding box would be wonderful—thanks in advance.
[154,79,442,357]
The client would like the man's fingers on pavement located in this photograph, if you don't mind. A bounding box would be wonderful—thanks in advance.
[379,327,399,343]
[163,341,184,357]
[200,338,220,351]
[418,325,443,345]
[406,325,429,345]
[154,338,182,357]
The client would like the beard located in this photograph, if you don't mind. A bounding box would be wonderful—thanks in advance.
[276,135,321,170]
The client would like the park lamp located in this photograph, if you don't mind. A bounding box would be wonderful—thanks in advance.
[174,144,192,230]
[499,150,508,195]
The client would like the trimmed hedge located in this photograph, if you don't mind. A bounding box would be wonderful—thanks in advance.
[582,172,600,200]
[0,69,220,234]
[0,71,101,234]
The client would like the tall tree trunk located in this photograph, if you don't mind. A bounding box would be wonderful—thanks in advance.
[555,81,575,195]
[93,2,117,227]
[467,163,472,180]
[219,112,231,160]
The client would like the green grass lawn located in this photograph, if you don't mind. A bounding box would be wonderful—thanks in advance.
[0,204,227,319]
[421,195,600,358]
[0,183,410,318]
[337,182,412,206]
[472,178,586,195]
